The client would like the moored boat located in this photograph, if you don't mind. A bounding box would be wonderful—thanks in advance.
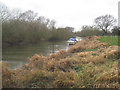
[67,37,82,45]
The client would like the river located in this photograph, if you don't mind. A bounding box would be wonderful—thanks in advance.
[2,41,69,69]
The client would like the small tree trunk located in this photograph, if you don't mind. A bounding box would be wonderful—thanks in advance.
[102,29,107,36]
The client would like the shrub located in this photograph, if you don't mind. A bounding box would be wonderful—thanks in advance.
[49,50,68,59]
[2,62,14,88]
[28,54,48,69]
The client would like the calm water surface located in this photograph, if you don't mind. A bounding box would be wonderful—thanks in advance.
[3,41,69,69]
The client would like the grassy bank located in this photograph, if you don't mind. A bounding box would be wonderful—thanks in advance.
[2,36,120,88]
[99,36,120,46]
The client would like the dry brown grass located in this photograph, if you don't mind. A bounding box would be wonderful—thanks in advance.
[2,36,120,88]
[49,50,68,59]
[75,45,119,65]
[94,68,120,88]
[2,62,15,88]
[28,54,48,69]
[46,58,75,72]
[52,71,78,88]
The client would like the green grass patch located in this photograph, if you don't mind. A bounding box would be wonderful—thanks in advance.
[84,48,98,52]
[99,36,120,46]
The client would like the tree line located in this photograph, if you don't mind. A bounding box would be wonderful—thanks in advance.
[76,14,120,37]
[1,2,120,47]
[1,3,74,47]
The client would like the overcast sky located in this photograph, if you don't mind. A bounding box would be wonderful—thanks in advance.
[0,0,119,31]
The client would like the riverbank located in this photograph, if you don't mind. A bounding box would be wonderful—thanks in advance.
[3,41,68,69]
[2,36,120,88]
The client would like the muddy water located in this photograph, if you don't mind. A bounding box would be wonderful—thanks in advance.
[2,41,69,69]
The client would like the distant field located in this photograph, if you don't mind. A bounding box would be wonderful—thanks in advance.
[99,36,120,46]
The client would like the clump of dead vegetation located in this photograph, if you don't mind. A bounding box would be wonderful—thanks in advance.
[49,50,68,59]
[28,54,48,69]
[2,36,120,88]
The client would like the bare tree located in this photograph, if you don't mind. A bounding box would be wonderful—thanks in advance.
[94,15,117,35]
[19,10,38,22]
[10,8,22,20]
[48,20,56,30]
[65,26,74,32]
[82,25,93,30]
[0,2,10,22]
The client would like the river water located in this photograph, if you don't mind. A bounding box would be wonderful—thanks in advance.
[2,41,69,69]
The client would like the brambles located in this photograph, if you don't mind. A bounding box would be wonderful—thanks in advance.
[49,50,68,59]
[45,59,57,71]
[28,54,48,69]
[77,51,94,57]
[95,69,119,88]
[52,71,78,88]
[56,58,74,72]
[46,58,75,72]
[2,62,15,88]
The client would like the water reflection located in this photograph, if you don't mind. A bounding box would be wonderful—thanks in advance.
[2,41,69,69]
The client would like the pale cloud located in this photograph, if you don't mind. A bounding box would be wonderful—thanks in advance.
[0,0,119,31]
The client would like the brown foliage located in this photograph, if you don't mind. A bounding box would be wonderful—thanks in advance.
[46,58,74,72]
[2,62,15,88]
[2,36,120,88]
[49,50,68,59]
[28,54,48,69]
[52,71,78,88]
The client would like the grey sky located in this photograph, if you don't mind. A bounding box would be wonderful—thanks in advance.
[0,0,119,31]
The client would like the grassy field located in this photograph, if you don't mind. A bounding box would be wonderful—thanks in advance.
[99,36,120,46]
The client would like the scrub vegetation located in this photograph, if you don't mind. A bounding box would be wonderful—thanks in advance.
[1,2,120,88]
[2,36,120,88]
